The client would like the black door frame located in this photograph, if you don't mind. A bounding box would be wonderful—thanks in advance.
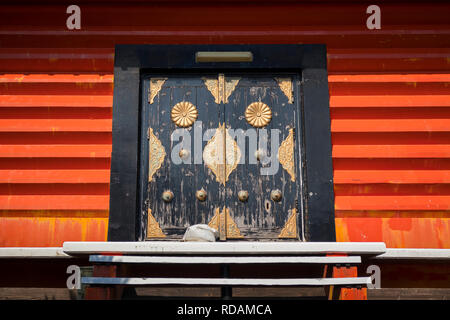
[107,44,336,242]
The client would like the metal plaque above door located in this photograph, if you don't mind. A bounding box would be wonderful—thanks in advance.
[143,73,302,240]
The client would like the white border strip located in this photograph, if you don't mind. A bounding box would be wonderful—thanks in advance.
[0,247,70,259]
[81,276,371,286]
[89,255,362,264]
[374,249,450,260]
[2,245,449,260]
[63,241,387,255]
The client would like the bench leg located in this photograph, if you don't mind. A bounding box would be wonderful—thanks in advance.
[220,264,232,300]
[324,265,367,300]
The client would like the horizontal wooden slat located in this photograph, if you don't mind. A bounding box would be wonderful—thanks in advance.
[0,108,112,119]
[2,3,449,27]
[0,183,108,195]
[81,276,371,286]
[1,29,448,49]
[0,210,109,218]
[0,119,112,132]
[0,170,110,183]
[0,74,114,95]
[335,216,450,248]
[335,196,450,210]
[332,132,450,145]
[0,47,449,73]
[0,216,108,247]
[328,48,450,73]
[330,95,450,108]
[330,83,450,96]
[0,95,113,107]
[331,108,450,121]
[0,84,113,96]
[331,119,450,132]
[0,158,110,170]
[334,170,450,184]
[334,184,450,196]
[0,195,109,210]
[333,145,450,158]
[334,211,450,219]
[328,74,450,83]
[333,158,450,170]
[89,255,362,264]
[0,132,111,145]
[0,48,114,73]
[0,145,111,158]
[0,74,114,83]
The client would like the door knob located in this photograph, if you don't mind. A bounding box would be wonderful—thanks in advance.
[179,148,190,160]
[196,188,207,202]
[162,190,174,203]
[271,189,282,202]
[238,190,249,202]
[254,149,265,162]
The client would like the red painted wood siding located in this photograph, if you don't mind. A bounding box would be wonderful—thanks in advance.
[0,1,448,247]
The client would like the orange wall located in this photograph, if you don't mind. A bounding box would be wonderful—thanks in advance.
[0,1,448,247]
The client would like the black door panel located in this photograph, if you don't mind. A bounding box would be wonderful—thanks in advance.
[142,73,302,240]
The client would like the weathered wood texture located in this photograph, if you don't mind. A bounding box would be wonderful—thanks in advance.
[0,1,448,247]
[0,288,75,300]
[0,287,449,300]
[367,288,450,300]
[144,74,301,239]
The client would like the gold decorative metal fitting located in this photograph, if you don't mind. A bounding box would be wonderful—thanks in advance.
[196,188,207,202]
[148,127,166,182]
[245,102,272,128]
[171,101,198,127]
[275,77,294,104]
[278,128,296,182]
[271,189,282,202]
[238,190,249,202]
[278,208,298,238]
[203,74,240,104]
[147,209,166,238]
[203,123,241,186]
[162,190,174,203]
[148,78,167,104]
[208,207,244,240]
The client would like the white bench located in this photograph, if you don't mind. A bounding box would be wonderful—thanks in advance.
[63,241,386,299]
[82,254,370,287]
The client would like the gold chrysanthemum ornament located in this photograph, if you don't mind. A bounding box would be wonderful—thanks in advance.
[245,102,272,128]
[171,101,198,127]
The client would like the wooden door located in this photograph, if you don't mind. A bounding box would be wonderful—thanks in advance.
[143,73,302,240]
[224,74,301,240]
